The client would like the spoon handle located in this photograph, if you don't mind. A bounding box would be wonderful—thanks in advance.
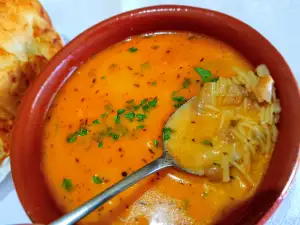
[49,154,173,225]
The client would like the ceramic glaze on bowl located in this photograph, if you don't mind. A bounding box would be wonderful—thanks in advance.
[11,5,300,225]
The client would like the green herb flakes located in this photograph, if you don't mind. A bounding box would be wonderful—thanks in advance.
[114,116,121,124]
[92,119,100,124]
[92,175,103,184]
[210,77,219,82]
[149,97,158,108]
[195,67,212,82]
[101,112,108,118]
[174,103,183,108]
[136,125,145,130]
[117,109,126,115]
[114,109,126,124]
[62,178,73,191]
[109,132,119,141]
[172,92,186,108]
[153,139,159,148]
[202,140,213,147]
[141,98,148,105]
[66,133,77,143]
[142,104,150,112]
[163,127,174,141]
[172,95,185,102]
[101,76,107,79]
[124,111,135,120]
[151,81,157,86]
[136,113,147,122]
[134,98,148,111]
[98,141,104,148]
[77,128,88,136]
[195,67,219,83]
[182,78,191,89]
[128,47,138,52]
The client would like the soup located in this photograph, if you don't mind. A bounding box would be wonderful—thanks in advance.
[42,33,279,224]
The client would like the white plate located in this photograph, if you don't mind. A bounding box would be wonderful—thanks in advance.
[0,157,10,184]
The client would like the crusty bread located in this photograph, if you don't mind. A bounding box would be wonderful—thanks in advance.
[0,0,63,163]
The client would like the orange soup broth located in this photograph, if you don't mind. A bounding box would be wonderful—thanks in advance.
[42,33,266,225]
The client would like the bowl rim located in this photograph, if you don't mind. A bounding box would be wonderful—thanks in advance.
[11,4,300,224]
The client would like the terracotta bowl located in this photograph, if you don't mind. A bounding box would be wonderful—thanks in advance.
[11,5,300,224]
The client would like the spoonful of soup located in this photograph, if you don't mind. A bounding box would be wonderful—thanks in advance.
[49,97,218,225]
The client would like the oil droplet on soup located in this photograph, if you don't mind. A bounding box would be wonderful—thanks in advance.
[42,32,271,224]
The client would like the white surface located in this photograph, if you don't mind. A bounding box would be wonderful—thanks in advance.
[1,0,299,224]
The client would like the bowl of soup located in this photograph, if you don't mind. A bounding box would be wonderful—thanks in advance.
[11,5,300,225]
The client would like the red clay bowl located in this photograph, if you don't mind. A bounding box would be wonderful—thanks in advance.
[11,5,300,224]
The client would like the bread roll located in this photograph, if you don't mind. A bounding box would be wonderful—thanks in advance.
[0,0,63,163]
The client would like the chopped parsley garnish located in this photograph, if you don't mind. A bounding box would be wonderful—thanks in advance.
[172,95,185,102]
[182,78,191,89]
[77,128,88,136]
[136,113,147,122]
[117,109,126,115]
[151,81,157,86]
[195,67,212,82]
[66,133,77,143]
[98,141,103,148]
[101,112,108,118]
[172,92,186,108]
[136,125,145,129]
[92,119,100,124]
[134,98,148,111]
[62,178,72,191]
[174,103,183,108]
[149,97,158,108]
[202,140,213,147]
[115,109,126,124]
[101,76,107,79]
[163,127,174,141]
[142,104,150,112]
[210,77,219,82]
[153,139,159,148]
[141,98,148,105]
[194,67,218,83]
[128,47,138,52]
[124,111,135,120]
[108,132,119,141]
[114,116,121,124]
[92,175,103,184]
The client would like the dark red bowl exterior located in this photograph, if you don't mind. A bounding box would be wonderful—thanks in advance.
[11,5,300,224]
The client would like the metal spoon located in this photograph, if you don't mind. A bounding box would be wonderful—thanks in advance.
[50,98,198,225]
